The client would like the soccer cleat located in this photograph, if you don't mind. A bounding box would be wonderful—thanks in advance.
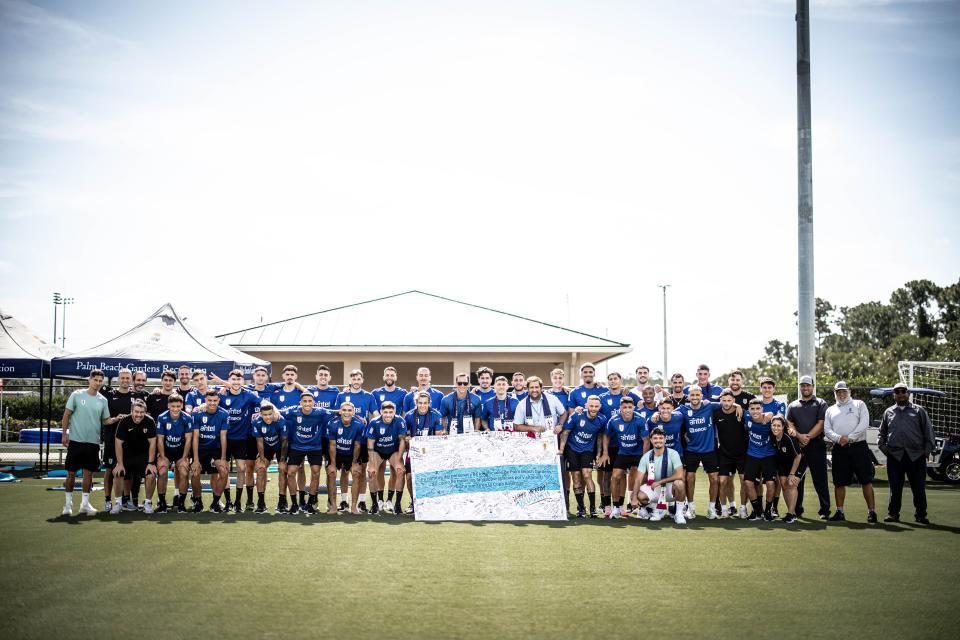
[738,505,748,519]
[403,505,415,516]
[289,503,300,515]
[915,516,930,525]
[177,501,187,514]
[686,503,696,519]
[829,511,846,522]
[156,502,168,514]
[634,507,650,520]
[192,500,203,514]
[763,510,774,522]
[748,511,764,521]
[358,502,369,514]
[783,513,798,524]
[143,501,154,515]
[306,503,319,515]
[576,507,586,518]
[383,501,395,514]
[867,511,877,524]
[110,501,123,515]
[589,508,599,519]
[338,500,348,513]
[277,498,288,514]
[370,501,379,515]
[706,505,717,520]
[378,500,385,512]
[819,512,830,520]
[61,504,73,516]
[771,506,780,519]
[610,506,621,519]
[104,500,112,513]
[223,501,232,514]
[233,500,242,513]
[255,504,267,514]
[649,509,664,522]
[211,502,224,513]
[245,501,254,512]
[674,510,686,525]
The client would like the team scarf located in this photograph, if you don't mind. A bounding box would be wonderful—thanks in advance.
[648,448,670,512]
[491,396,512,431]
[413,410,435,436]
[455,393,474,427]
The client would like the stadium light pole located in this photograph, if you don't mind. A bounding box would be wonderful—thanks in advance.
[658,284,670,383]
[61,297,74,349]
[52,292,61,345]
[796,0,816,385]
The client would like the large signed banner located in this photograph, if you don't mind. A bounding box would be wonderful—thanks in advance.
[409,431,567,521]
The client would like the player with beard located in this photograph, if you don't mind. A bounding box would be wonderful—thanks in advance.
[114,400,159,514]
[218,370,261,513]
[560,395,606,518]
[597,396,649,517]
[631,365,664,402]
[402,392,444,516]
[510,372,528,401]
[666,373,687,408]
[718,370,755,516]
[103,368,149,512]
[568,363,604,410]
[473,366,496,404]
[629,427,687,525]
[715,389,750,519]
[252,402,288,513]
[677,386,726,520]
[305,365,340,511]
[365,401,407,514]
[594,372,639,515]
[60,370,111,517]
[372,366,407,504]
[336,370,379,512]
[401,367,445,413]
[189,390,231,512]
[176,365,194,398]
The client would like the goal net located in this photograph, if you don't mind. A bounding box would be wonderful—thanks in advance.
[898,361,960,438]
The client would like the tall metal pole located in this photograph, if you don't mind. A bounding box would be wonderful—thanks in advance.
[52,292,60,345]
[61,297,73,349]
[658,284,670,382]
[796,1,816,383]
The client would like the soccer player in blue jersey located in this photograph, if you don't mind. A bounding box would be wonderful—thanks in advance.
[372,366,406,502]
[648,398,686,460]
[253,402,287,513]
[218,370,261,513]
[304,365,340,510]
[682,364,723,401]
[595,372,638,515]
[678,386,725,519]
[441,372,483,434]
[403,392,444,515]
[402,367,445,414]
[365,401,407,514]
[189,390,230,513]
[285,392,334,515]
[510,372,528,401]
[568,363,605,410]
[335,370,378,512]
[480,376,518,432]
[156,394,193,513]
[758,377,787,516]
[598,396,649,518]
[326,402,366,515]
[744,398,777,521]
[546,368,571,409]
[184,370,212,413]
[560,395,605,517]
[473,366,497,404]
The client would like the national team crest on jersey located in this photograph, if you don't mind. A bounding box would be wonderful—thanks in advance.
[80,399,86,406]
[380,394,385,401]
[261,426,267,434]
[607,399,613,405]
[202,416,207,424]
[619,424,625,432]
[297,417,302,424]
[337,427,343,435]
[688,409,693,417]
[345,396,351,403]
[380,427,385,435]
[279,395,285,402]
[581,392,586,398]
[579,419,585,427]
[225,399,231,406]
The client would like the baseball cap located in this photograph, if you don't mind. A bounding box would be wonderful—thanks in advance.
[892,381,908,391]
[834,381,849,391]
[758,376,775,386]
[799,375,814,385]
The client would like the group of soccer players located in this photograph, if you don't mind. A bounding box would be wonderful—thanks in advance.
[59,361,823,525]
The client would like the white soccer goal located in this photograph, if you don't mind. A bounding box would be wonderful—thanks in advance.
[898,361,960,438]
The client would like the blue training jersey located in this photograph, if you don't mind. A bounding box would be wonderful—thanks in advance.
[252,413,287,450]
[336,388,378,421]
[681,401,719,454]
[475,388,497,405]
[568,384,605,409]
[605,413,648,455]
[481,396,519,430]
[545,388,571,411]
[157,410,193,450]
[287,407,332,451]
[269,385,303,414]
[402,387,445,414]
[598,389,640,422]
[193,407,230,450]
[306,385,340,410]
[372,386,407,412]
[404,409,444,436]
[184,389,210,411]
[746,414,775,457]
[563,412,606,454]
[762,399,787,418]
[247,383,282,418]
[326,417,366,456]
[683,383,723,402]
[221,388,261,440]
[367,416,407,451]
[649,411,685,458]
[440,391,483,433]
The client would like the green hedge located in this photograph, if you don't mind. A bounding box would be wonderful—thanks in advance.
[1,394,68,425]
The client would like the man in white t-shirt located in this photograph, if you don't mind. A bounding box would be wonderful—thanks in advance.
[631,427,687,525]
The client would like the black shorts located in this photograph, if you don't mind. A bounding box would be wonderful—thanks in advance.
[614,453,642,470]
[565,449,594,471]
[831,441,875,486]
[122,455,151,482]
[335,455,357,472]
[261,448,282,464]
[595,448,616,472]
[65,441,101,473]
[244,436,260,461]
[744,455,777,483]
[287,449,324,467]
[321,439,331,464]
[776,457,808,479]
[102,439,117,470]
[373,447,399,461]
[198,448,224,474]
[357,447,369,465]
[226,439,247,461]
[717,451,746,477]
[684,450,719,474]
[163,447,185,466]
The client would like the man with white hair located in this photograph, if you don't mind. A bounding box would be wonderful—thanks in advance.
[824,381,876,522]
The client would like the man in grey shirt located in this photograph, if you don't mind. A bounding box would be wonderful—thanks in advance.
[878,382,935,524]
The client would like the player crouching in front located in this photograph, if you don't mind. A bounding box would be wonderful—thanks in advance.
[630,427,687,525]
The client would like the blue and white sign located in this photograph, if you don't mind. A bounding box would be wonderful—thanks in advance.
[409,431,566,521]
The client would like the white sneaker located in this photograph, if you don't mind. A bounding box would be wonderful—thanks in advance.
[603,505,612,518]
[143,501,154,515]
[707,504,717,520]
[383,501,395,514]
[79,503,98,516]
[649,509,664,521]
[61,504,73,516]
[675,510,687,525]
[635,507,650,520]
[110,501,122,515]
[686,503,696,519]
[610,506,621,519]
[377,500,385,512]
[738,505,748,519]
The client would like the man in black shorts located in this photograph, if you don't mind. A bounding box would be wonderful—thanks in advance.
[715,389,749,519]
[114,400,159,514]
[253,402,288,513]
[771,416,804,523]
[103,368,148,513]
[61,369,111,516]
[744,399,777,521]
[598,396,648,518]
[326,402,366,515]
[786,376,831,519]
[189,390,231,512]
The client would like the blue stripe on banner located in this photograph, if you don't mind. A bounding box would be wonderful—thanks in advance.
[414,464,561,499]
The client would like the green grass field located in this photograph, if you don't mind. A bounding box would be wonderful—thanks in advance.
[2,470,958,639]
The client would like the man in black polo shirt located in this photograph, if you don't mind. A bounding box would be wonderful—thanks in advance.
[786,375,830,519]
[715,388,749,519]
[114,399,159,514]
[878,382,936,524]
[104,368,149,512]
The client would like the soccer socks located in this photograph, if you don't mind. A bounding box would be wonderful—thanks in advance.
[257,491,266,506]
[613,499,624,508]
[600,495,610,509]
[64,493,73,509]
[773,496,781,510]
[370,491,378,507]
[394,489,403,512]
[246,486,254,503]
[574,492,586,510]
[588,492,597,511]
[386,490,394,502]
[224,488,232,505]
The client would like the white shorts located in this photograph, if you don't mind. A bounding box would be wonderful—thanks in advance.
[639,483,674,504]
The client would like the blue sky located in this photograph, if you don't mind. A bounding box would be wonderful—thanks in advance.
[1,0,957,381]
